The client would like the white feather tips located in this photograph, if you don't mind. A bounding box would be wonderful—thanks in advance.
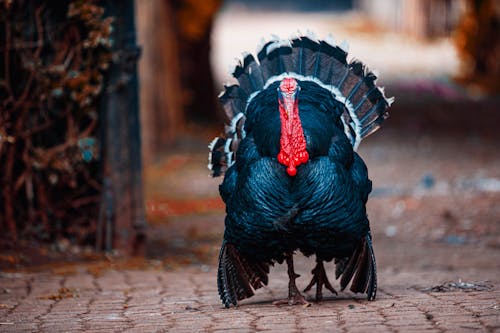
[256,37,268,55]
[378,86,395,106]
[325,33,336,47]
[208,137,219,150]
[229,112,245,136]
[339,40,349,53]
[305,29,319,42]
[224,138,232,153]
[224,139,234,167]
[288,31,301,41]
[207,137,219,170]
[266,39,292,55]
[266,41,279,55]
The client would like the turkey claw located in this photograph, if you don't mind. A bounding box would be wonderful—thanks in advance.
[304,261,337,302]
[273,294,310,307]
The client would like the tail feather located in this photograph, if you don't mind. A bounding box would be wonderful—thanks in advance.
[217,244,238,306]
[257,40,279,81]
[360,99,388,133]
[233,53,264,95]
[208,137,227,177]
[313,39,342,81]
[353,86,382,116]
[277,41,295,74]
[334,257,349,279]
[339,71,364,100]
[218,241,270,308]
[292,35,320,76]
[349,241,370,294]
[337,232,377,301]
[210,33,393,177]
[339,239,363,290]
[365,233,377,300]
[219,85,247,120]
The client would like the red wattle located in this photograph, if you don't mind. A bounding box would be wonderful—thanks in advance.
[277,78,309,177]
[287,164,297,176]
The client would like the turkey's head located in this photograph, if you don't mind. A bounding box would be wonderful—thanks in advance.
[277,77,309,177]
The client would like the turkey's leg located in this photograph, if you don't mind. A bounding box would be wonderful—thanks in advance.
[304,258,337,302]
[273,253,310,306]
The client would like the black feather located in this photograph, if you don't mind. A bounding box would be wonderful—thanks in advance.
[219,85,248,121]
[339,238,363,291]
[337,232,377,301]
[365,232,377,300]
[217,241,270,308]
[349,240,370,293]
[233,55,260,95]
[257,41,278,81]
[278,42,295,73]
[289,36,319,75]
[314,40,337,81]
[208,137,226,177]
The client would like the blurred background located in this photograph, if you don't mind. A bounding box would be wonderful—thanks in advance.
[138,0,499,162]
[138,0,500,271]
[1,0,499,273]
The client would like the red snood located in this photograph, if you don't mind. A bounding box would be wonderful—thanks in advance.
[277,78,309,176]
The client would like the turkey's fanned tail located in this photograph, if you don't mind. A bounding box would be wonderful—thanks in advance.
[209,33,393,176]
[251,34,392,150]
[337,231,377,301]
[218,241,270,308]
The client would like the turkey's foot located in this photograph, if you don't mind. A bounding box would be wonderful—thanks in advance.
[273,282,310,306]
[273,253,311,307]
[273,294,310,306]
[304,260,337,302]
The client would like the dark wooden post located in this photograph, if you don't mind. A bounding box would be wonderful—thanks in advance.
[98,0,146,254]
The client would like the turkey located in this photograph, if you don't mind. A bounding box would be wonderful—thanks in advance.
[209,34,393,308]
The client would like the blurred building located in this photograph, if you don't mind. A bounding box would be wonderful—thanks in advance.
[224,0,353,11]
[356,0,465,39]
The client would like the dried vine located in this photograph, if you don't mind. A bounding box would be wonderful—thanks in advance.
[0,0,112,244]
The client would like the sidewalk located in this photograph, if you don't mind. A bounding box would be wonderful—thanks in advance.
[0,252,498,332]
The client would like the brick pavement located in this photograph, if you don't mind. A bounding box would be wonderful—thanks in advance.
[0,256,499,333]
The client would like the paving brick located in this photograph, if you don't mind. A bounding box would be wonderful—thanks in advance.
[0,322,37,333]
[1,238,499,332]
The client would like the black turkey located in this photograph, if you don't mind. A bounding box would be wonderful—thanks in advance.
[209,34,393,307]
